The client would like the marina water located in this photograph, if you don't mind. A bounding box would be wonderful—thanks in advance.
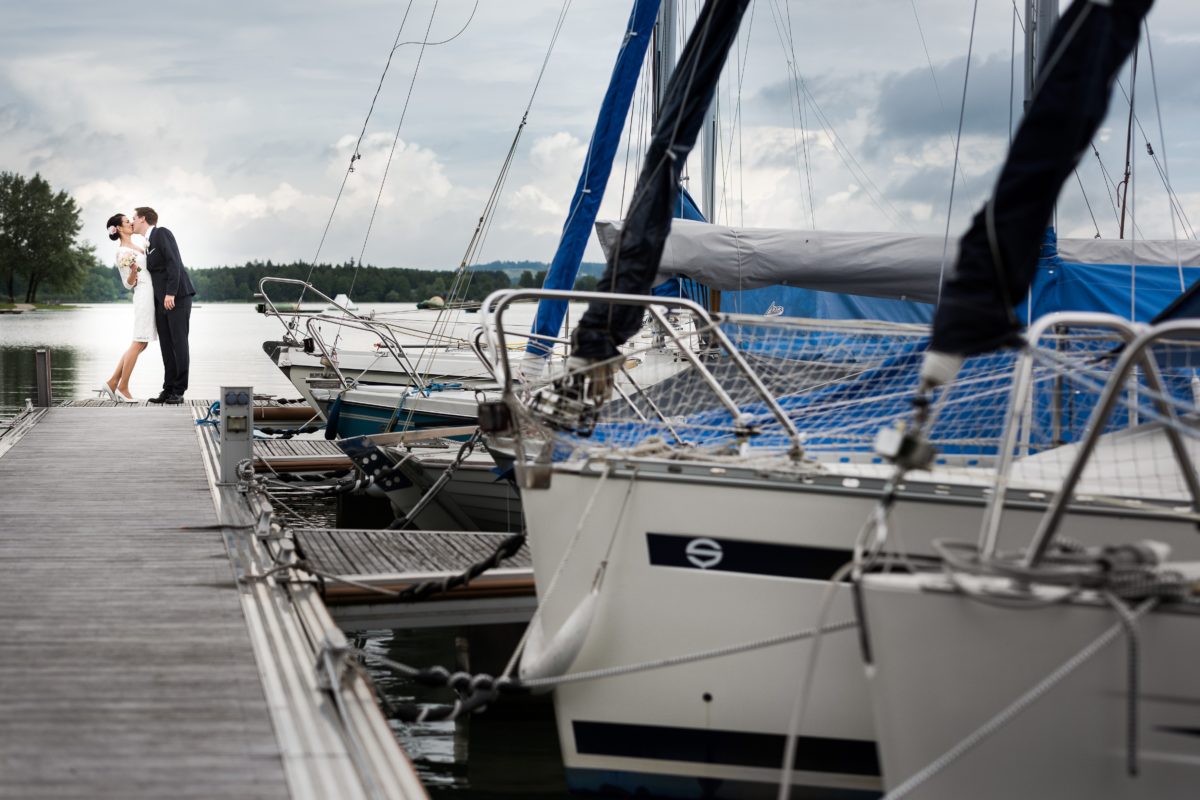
[0,302,574,797]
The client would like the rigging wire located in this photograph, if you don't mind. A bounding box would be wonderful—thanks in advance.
[618,53,651,215]
[1090,143,1126,230]
[1073,168,1103,239]
[302,0,481,306]
[1008,3,1022,147]
[301,0,416,304]
[352,0,444,299]
[1113,59,1197,241]
[909,0,973,194]
[766,0,910,232]
[777,0,817,229]
[935,0,981,306]
[715,0,756,228]
[409,0,575,386]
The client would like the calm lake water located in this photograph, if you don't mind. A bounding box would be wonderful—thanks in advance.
[0,301,574,797]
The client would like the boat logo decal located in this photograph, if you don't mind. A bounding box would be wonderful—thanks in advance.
[685,537,724,569]
[765,301,785,316]
[646,533,856,581]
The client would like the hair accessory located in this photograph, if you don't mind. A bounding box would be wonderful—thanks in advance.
[108,225,118,235]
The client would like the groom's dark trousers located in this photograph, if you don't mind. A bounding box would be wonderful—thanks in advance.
[147,225,196,397]
[156,294,192,396]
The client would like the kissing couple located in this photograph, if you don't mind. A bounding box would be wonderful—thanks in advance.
[101,206,196,403]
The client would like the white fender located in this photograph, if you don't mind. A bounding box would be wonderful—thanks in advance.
[518,585,601,690]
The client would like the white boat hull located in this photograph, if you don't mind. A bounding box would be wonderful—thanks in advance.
[860,571,1200,799]
[522,459,1200,797]
[266,342,496,410]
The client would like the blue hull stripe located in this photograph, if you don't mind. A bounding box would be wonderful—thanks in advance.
[572,720,880,777]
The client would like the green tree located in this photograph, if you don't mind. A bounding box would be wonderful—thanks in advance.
[518,270,536,288]
[0,172,87,303]
[78,262,123,302]
[0,172,28,303]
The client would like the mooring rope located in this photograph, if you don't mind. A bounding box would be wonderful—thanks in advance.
[350,617,859,722]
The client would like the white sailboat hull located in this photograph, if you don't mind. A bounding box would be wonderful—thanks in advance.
[522,459,1200,797]
[268,344,496,410]
[860,571,1200,799]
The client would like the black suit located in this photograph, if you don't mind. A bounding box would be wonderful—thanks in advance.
[145,226,197,397]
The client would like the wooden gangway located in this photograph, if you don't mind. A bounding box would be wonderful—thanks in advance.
[0,405,425,799]
[295,529,535,630]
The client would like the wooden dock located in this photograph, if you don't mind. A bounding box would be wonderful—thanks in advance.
[296,529,535,630]
[0,405,425,799]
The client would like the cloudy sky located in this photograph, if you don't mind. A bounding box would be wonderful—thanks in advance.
[3,0,1198,271]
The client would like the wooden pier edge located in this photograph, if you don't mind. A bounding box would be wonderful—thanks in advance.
[0,405,46,459]
[192,408,426,799]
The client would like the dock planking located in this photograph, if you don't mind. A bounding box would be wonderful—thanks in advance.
[0,406,425,799]
[0,405,289,798]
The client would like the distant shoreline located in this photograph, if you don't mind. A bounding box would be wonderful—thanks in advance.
[0,302,80,312]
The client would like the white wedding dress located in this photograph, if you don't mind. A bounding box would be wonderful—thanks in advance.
[115,236,157,343]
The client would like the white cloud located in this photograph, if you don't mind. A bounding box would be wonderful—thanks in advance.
[2,0,1199,273]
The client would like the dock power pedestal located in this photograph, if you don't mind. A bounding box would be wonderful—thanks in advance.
[219,386,253,483]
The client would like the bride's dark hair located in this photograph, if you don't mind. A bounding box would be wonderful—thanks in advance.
[105,213,124,242]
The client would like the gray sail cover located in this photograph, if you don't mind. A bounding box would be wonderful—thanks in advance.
[595,218,1200,303]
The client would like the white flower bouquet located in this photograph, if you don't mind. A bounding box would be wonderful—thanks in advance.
[118,251,138,286]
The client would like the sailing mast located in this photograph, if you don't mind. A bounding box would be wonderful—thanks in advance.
[524,0,661,356]
[701,68,719,312]
[653,1,677,118]
[1023,0,1060,110]
[572,0,753,360]
[655,1,721,311]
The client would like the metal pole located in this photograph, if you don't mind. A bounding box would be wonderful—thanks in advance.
[34,348,52,407]
[654,1,677,120]
[702,101,717,222]
[1035,0,1060,67]
[1024,0,1060,108]
[1023,0,1036,108]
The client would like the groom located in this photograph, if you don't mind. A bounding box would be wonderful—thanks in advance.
[133,207,196,404]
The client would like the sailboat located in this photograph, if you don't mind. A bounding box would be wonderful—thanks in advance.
[855,1,1200,795]
[490,0,1200,796]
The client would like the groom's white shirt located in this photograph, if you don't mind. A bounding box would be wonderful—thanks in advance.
[144,225,156,247]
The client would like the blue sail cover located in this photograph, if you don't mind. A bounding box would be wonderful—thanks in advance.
[527,0,661,355]
[1029,229,1199,321]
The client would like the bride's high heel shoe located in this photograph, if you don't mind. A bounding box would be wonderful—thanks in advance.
[114,388,136,403]
[96,384,117,401]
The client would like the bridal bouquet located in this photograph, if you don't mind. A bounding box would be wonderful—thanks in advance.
[118,252,138,284]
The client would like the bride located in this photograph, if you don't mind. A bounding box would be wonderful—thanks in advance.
[99,212,156,402]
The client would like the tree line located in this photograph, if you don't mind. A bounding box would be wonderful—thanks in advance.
[0,172,95,304]
[44,261,600,304]
[0,170,604,305]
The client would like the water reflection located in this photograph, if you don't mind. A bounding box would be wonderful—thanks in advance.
[0,344,82,411]
[352,627,571,798]
[0,304,299,417]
